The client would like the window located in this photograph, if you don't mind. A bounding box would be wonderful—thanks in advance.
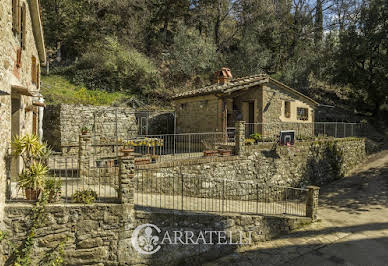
[32,56,37,84]
[21,3,26,49]
[284,101,291,118]
[180,103,187,110]
[16,48,22,68]
[36,64,40,89]
[297,107,309,121]
[12,0,19,34]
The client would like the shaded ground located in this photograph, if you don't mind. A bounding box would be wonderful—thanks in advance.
[134,192,307,217]
[206,149,388,266]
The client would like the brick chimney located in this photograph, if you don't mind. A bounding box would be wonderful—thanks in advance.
[214,67,233,85]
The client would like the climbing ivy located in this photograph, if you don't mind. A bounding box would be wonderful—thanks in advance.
[5,192,67,266]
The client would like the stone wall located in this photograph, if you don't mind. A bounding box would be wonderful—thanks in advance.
[261,84,315,138]
[174,95,222,133]
[43,104,138,152]
[1,204,311,265]
[1,1,44,262]
[136,139,366,193]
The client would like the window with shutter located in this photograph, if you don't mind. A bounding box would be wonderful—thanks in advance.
[37,64,40,89]
[16,48,22,68]
[284,101,291,118]
[12,0,18,33]
[16,0,21,34]
[32,56,37,84]
[21,3,26,49]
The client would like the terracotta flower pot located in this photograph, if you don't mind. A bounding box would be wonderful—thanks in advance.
[203,150,218,157]
[218,149,232,157]
[25,188,41,201]
[135,158,151,165]
[120,148,134,157]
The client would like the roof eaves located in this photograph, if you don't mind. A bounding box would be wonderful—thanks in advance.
[28,0,46,65]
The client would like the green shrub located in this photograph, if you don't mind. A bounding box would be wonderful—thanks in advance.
[70,37,164,97]
[41,75,129,106]
[0,230,7,242]
[245,138,255,145]
[250,133,263,142]
[72,189,98,204]
[44,177,62,203]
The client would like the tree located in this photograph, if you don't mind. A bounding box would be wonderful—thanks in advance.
[334,0,388,119]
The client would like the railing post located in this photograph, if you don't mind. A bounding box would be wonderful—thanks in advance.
[256,184,259,214]
[222,179,225,213]
[181,171,184,211]
[324,123,326,136]
[118,153,135,204]
[306,186,320,221]
[189,134,191,154]
[235,121,246,155]
[78,134,92,182]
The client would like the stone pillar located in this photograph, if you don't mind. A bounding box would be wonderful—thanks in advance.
[235,121,246,155]
[78,134,92,181]
[118,155,135,204]
[306,186,320,221]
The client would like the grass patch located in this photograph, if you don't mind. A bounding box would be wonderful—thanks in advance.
[40,75,130,106]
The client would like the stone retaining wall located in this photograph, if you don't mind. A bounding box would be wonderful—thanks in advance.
[1,204,311,265]
[136,139,366,194]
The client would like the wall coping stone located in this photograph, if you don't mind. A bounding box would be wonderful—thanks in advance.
[135,155,241,169]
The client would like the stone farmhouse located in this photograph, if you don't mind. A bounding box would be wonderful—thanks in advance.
[0,0,46,217]
[172,68,318,137]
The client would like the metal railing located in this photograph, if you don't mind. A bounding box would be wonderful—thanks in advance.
[130,132,229,163]
[245,122,367,142]
[135,168,308,217]
[7,155,119,203]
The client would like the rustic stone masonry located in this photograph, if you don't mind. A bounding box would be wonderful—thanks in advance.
[78,134,93,182]
[43,104,138,153]
[136,139,366,193]
[1,0,45,261]
[235,121,246,155]
[119,155,135,204]
[1,204,311,265]
[306,186,320,221]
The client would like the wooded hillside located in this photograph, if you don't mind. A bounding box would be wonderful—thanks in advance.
[40,0,387,124]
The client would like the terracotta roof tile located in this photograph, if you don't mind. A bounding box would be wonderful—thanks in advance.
[172,74,268,99]
[171,73,319,106]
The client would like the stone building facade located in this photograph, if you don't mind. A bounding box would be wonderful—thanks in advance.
[172,69,318,137]
[43,104,138,153]
[0,0,46,231]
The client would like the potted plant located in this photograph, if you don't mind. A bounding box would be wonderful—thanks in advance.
[245,138,255,145]
[81,126,89,135]
[44,177,62,203]
[250,133,263,144]
[202,139,218,157]
[119,140,134,156]
[12,134,51,201]
[18,162,47,201]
